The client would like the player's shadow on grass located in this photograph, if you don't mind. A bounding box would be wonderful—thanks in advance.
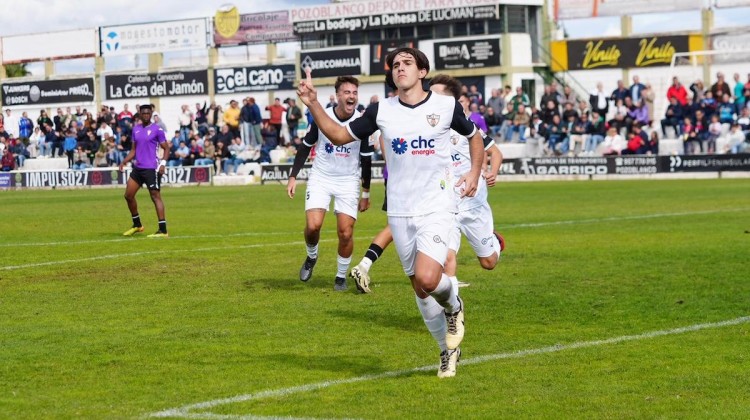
[324,308,423,333]
[263,352,387,376]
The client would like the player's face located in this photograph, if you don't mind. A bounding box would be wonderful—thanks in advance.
[336,82,358,117]
[391,53,426,90]
[140,108,152,123]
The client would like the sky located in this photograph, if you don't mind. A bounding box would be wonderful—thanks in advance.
[1,0,749,75]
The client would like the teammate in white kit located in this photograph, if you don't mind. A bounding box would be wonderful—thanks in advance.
[429,76,505,293]
[297,47,485,378]
[288,76,373,291]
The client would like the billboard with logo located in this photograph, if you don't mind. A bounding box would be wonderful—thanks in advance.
[551,35,700,71]
[0,167,212,189]
[299,48,362,78]
[711,32,750,63]
[214,7,296,46]
[214,65,296,94]
[1,78,95,106]
[552,0,703,20]
[99,19,210,56]
[104,70,209,100]
[433,38,501,70]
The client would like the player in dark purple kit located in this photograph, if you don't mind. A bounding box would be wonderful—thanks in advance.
[119,104,171,238]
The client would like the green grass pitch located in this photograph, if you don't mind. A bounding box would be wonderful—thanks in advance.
[0,178,748,418]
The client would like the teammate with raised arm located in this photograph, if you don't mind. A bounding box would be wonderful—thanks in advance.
[297,47,485,378]
[287,76,373,291]
[429,75,505,293]
[119,104,170,238]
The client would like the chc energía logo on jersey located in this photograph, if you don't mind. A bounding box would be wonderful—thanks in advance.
[325,142,351,156]
[324,143,334,154]
[391,136,436,156]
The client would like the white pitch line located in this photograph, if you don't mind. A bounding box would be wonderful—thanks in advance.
[0,231,301,248]
[149,315,750,419]
[0,239,336,271]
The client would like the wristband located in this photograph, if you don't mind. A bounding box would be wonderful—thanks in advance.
[159,159,167,167]
[361,191,370,199]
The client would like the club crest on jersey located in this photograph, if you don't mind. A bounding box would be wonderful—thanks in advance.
[450,134,460,145]
[426,113,440,127]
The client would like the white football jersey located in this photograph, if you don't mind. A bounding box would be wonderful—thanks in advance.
[449,127,497,211]
[348,92,476,217]
[304,106,371,181]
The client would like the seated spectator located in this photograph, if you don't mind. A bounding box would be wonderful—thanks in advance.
[602,127,626,156]
[168,141,190,167]
[726,123,747,154]
[541,100,559,125]
[608,112,628,138]
[717,93,736,125]
[1,147,15,171]
[30,127,45,158]
[213,141,230,175]
[561,102,578,122]
[584,111,606,156]
[215,125,234,148]
[467,102,488,133]
[72,146,90,170]
[621,130,647,155]
[527,114,547,157]
[196,139,215,167]
[645,130,659,155]
[225,137,246,175]
[11,138,30,168]
[483,106,503,138]
[505,103,530,142]
[661,97,684,138]
[706,114,722,154]
[499,102,515,141]
[682,117,700,155]
[545,114,566,155]
[628,100,650,128]
[568,113,588,156]
[699,91,717,120]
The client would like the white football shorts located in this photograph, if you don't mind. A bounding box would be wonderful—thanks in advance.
[389,211,454,277]
[304,174,359,219]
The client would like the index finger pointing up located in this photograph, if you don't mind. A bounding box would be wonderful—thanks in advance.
[305,66,312,83]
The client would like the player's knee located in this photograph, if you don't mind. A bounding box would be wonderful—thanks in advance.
[479,256,498,270]
[337,227,353,243]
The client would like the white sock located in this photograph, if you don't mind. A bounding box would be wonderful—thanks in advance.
[448,275,459,296]
[306,243,318,259]
[415,294,447,351]
[429,273,460,313]
[359,257,373,271]
[336,254,351,278]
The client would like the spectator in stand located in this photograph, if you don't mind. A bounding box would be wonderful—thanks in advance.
[53,108,66,133]
[629,75,646,105]
[628,100,650,128]
[37,110,52,134]
[285,98,303,140]
[726,123,747,154]
[194,102,209,136]
[700,91,717,120]
[662,97,684,138]
[213,140,230,175]
[467,84,483,106]
[528,113,547,156]
[645,130,659,155]
[184,138,204,166]
[225,136,246,175]
[223,100,241,138]
[540,85,559,109]
[510,86,530,112]
[602,127,626,155]
[711,72,731,100]
[467,101,488,133]
[622,126,646,155]
[215,124,233,148]
[568,112,588,156]
[265,97,285,138]
[11,137,29,168]
[4,109,19,139]
[248,97,263,150]
[692,109,709,154]
[561,102,578,122]
[168,140,190,167]
[681,116,698,155]
[734,73,746,108]
[643,83,656,124]
[541,100,560,125]
[545,114,566,155]
[508,103,530,142]
[178,104,194,143]
[19,112,33,142]
[199,138,216,168]
[63,129,77,168]
[717,92,736,125]
[118,104,133,134]
[689,79,705,105]
[560,85,578,109]
[706,114,721,154]
[486,88,505,115]
[72,146,90,170]
[107,136,123,166]
[31,127,47,158]
[737,107,750,133]
[577,99,591,119]
[240,97,254,147]
[1,147,15,171]
[584,110,606,156]
[206,101,223,132]
[169,130,181,153]
[325,94,337,109]
[94,138,109,167]
[152,112,168,133]
[610,80,629,104]
[589,82,609,118]
[483,106,503,138]
[608,112,628,138]
[96,121,114,142]
[668,77,689,107]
